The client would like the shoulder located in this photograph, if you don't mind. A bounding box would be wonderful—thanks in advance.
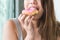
[3,19,17,34]
[3,19,16,30]
[3,19,18,40]
[3,19,17,35]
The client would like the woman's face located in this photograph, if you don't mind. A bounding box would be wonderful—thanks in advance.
[24,0,44,20]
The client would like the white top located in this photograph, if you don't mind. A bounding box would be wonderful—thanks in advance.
[12,18,23,40]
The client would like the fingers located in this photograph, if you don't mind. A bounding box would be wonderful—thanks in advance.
[18,14,26,25]
[24,16,31,26]
[26,16,34,31]
[18,14,35,32]
[29,16,34,27]
[18,14,34,27]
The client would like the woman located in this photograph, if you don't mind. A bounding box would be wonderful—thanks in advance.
[2,0,60,40]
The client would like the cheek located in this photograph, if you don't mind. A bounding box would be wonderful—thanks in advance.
[34,9,43,20]
[37,12,43,19]
[24,1,28,9]
[38,2,44,17]
[37,9,43,19]
[33,12,43,20]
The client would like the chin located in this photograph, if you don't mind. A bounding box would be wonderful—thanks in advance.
[33,15,41,20]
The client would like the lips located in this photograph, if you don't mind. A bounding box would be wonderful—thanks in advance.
[22,7,39,16]
[27,4,39,11]
[29,7,39,11]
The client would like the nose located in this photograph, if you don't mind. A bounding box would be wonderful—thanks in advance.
[30,0,37,4]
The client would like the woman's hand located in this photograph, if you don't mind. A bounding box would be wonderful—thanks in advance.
[18,14,35,40]
[18,14,34,33]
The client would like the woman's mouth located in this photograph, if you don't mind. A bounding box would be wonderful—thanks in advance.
[28,5,39,10]
[22,7,39,16]
[29,7,39,11]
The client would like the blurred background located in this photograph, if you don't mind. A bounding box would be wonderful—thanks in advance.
[0,0,60,40]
